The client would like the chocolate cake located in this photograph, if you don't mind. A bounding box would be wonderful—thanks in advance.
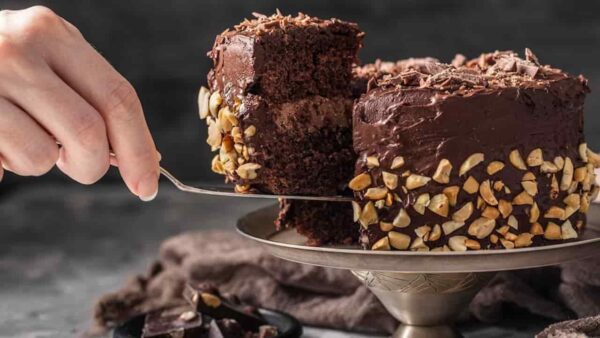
[196,14,597,250]
[198,12,363,195]
[352,50,598,251]
[274,59,435,246]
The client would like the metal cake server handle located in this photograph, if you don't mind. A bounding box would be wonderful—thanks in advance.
[54,141,352,202]
[159,166,353,202]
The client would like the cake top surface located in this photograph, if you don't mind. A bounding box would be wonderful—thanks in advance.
[353,58,440,92]
[216,11,362,38]
[372,49,588,95]
[353,58,439,78]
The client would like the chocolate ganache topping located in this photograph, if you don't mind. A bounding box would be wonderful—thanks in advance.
[355,49,589,178]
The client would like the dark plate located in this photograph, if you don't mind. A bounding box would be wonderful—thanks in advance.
[113,308,303,338]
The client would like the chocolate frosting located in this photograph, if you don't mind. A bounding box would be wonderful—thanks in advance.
[355,50,589,176]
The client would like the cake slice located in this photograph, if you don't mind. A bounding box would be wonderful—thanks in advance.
[199,12,363,195]
[352,50,597,251]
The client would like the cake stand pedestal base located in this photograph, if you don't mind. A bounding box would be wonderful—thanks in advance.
[393,324,462,338]
[352,271,494,338]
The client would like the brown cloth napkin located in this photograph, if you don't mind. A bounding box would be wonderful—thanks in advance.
[536,315,600,338]
[93,230,599,336]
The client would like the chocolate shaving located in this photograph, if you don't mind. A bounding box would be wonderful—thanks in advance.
[424,68,486,89]
[525,48,540,65]
[451,54,467,67]
[366,77,378,93]
[370,49,574,93]
[387,71,427,87]
[251,12,267,19]
[516,62,540,78]
[229,12,360,36]
[496,58,516,72]
[398,58,447,75]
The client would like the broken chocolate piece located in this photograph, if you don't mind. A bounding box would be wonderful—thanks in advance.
[183,283,268,332]
[208,319,246,338]
[142,306,207,338]
[257,325,279,338]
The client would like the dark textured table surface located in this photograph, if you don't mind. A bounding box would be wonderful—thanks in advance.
[0,182,549,337]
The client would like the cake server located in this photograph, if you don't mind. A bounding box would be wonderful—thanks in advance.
[159,166,353,202]
[54,141,352,202]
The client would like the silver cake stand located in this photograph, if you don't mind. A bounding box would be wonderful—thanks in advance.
[236,204,600,338]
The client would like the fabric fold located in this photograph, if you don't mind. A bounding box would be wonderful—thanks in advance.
[93,230,599,336]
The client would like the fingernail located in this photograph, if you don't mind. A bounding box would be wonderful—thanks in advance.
[156,150,162,162]
[138,172,159,202]
[109,156,119,167]
[140,188,158,202]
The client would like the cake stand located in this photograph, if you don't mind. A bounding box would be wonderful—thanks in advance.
[236,204,600,338]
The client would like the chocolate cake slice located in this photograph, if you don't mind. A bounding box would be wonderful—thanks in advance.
[198,12,363,195]
[352,50,598,251]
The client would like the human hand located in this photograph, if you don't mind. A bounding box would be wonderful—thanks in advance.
[0,6,160,200]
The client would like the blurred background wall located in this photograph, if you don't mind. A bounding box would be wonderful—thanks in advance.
[0,0,599,189]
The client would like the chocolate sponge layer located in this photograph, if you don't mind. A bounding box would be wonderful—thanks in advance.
[276,199,356,246]
[203,92,355,196]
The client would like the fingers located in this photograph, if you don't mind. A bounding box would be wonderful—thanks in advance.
[43,25,159,199]
[0,6,111,185]
[0,6,158,198]
[0,59,110,184]
[0,97,59,176]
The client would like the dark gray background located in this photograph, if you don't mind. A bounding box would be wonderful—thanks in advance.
[0,0,599,186]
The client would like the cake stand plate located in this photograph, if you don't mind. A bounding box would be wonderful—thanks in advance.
[236,204,600,338]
